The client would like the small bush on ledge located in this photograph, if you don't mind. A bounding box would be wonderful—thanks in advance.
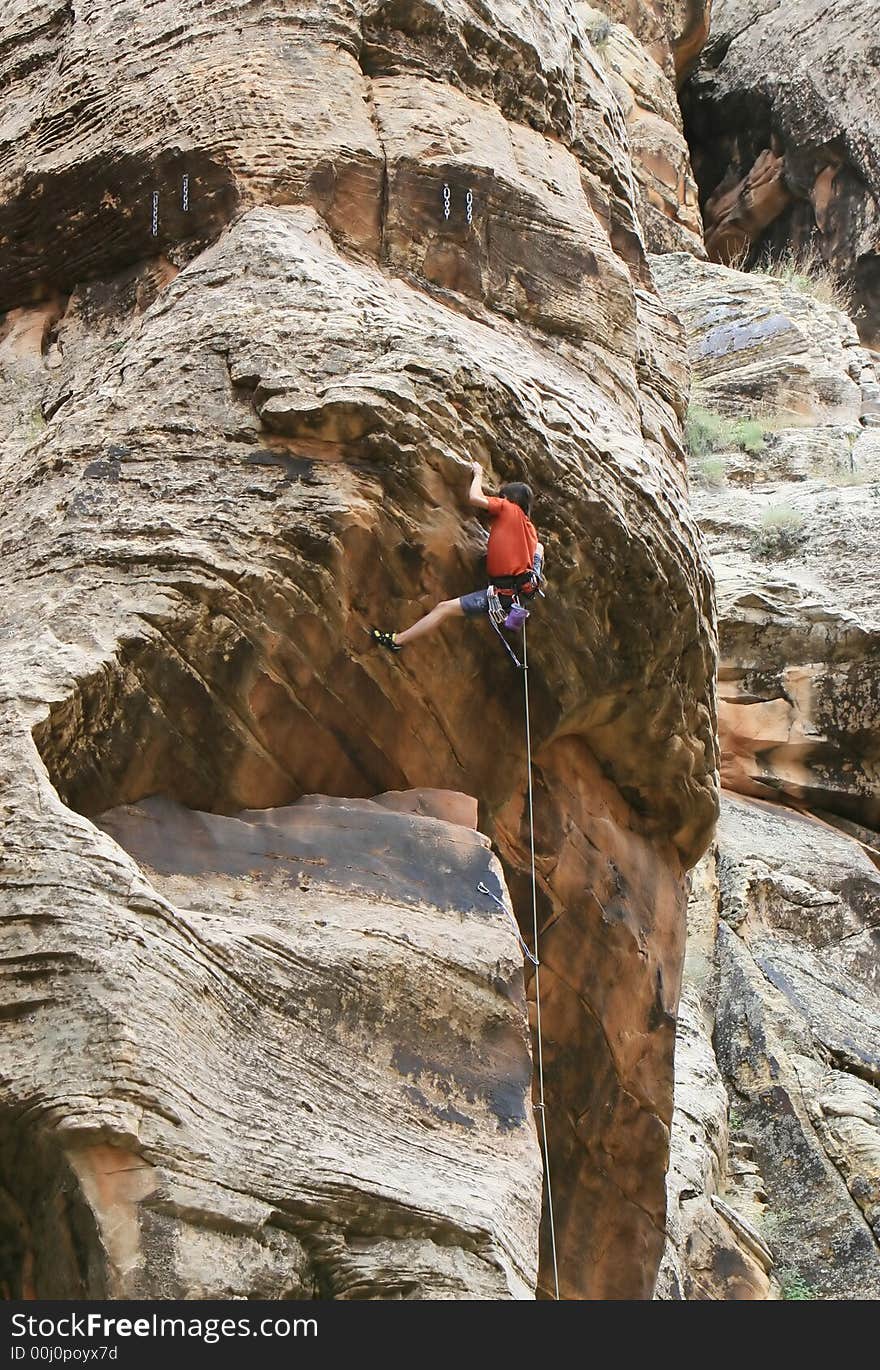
[685,403,767,460]
[750,505,807,560]
[777,1266,818,1301]
[695,455,727,487]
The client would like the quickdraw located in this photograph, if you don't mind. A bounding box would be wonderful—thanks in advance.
[487,588,526,668]
[476,881,538,965]
[487,568,542,670]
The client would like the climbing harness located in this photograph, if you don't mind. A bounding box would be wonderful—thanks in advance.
[487,568,543,670]
[488,586,529,633]
[477,620,561,1300]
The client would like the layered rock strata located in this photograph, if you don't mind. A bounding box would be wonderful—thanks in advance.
[595,1,711,81]
[0,773,542,1299]
[655,251,880,1299]
[661,794,880,1300]
[0,2,718,1299]
[657,841,773,1300]
[577,5,705,254]
[654,252,880,843]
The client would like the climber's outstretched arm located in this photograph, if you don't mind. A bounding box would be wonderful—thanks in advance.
[467,460,490,510]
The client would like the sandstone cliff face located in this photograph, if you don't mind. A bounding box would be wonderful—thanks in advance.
[657,838,774,1299]
[661,793,880,1300]
[0,774,541,1299]
[577,4,706,254]
[0,3,718,1299]
[682,0,880,344]
[597,1,711,81]
[654,252,880,840]
[654,254,880,1299]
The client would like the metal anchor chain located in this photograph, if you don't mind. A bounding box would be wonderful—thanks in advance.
[441,183,475,225]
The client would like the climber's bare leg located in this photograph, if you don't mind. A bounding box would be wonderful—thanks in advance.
[395,597,464,646]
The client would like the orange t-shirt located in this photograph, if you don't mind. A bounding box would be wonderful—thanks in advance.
[485,496,538,578]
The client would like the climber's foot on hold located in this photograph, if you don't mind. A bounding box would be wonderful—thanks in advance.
[370,627,401,653]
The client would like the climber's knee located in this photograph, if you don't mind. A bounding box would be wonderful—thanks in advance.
[439,597,464,617]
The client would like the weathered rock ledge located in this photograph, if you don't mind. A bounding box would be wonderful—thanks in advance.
[0,757,541,1299]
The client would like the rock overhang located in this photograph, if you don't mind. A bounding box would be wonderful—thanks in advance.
[14,205,718,865]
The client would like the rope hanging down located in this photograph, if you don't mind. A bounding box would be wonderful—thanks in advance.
[478,621,560,1299]
[522,621,561,1301]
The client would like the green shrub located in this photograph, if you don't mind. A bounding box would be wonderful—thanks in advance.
[695,456,727,487]
[777,1266,817,1301]
[832,468,877,487]
[730,418,765,454]
[685,403,767,460]
[685,405,727,459]
[759,1211,780,1241]
[750,505,806,560]
[16,408,46,441]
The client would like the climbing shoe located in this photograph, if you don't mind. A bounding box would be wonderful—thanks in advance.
[370,627,401,652]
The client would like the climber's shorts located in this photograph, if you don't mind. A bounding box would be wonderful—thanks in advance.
[459,588,490,617]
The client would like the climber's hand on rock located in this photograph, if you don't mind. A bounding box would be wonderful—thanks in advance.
[467,460,490,509]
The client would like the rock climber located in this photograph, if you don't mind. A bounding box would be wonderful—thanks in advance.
[370,461,544,652]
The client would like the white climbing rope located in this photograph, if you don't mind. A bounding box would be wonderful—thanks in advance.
[476,617,561,1295]
[521,619,561,1301]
